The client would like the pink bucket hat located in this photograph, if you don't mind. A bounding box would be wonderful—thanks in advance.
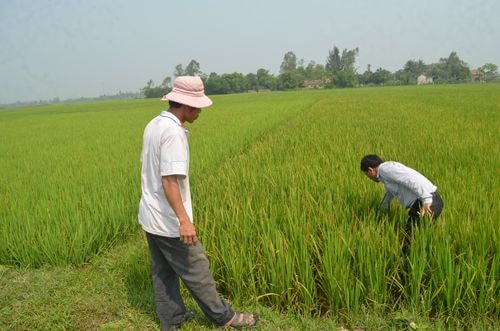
[161,76,213,108]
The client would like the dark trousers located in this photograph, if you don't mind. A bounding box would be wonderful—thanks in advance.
[145,232,234,329]
[403,191,444,254]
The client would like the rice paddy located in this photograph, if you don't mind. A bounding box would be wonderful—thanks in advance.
[0,84,498,327]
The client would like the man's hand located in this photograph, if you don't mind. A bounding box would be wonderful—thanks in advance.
[162,175,198,246]
[420,202,433,218]
[179,220,197,246]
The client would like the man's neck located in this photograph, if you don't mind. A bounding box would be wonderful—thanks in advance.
[168,107,185,123]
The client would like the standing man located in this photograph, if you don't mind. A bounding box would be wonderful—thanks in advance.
[139,76,258,330]
[360,154,444,254]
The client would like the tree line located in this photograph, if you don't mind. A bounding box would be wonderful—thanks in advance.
[142,45,499,98]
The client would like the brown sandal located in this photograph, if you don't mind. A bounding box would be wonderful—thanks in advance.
[224,312,258,329]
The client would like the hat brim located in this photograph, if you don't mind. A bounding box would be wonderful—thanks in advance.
[161,91,213,108]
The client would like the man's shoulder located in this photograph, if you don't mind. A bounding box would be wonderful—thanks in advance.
[380,161,405,170]
[149,113,182,132]
[378,161,392,172]
[378,161,406,179]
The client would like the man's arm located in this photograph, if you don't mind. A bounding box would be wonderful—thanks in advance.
[380,191,394,211]
[162,175,197,245]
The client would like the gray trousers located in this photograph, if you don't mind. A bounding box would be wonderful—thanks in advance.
[145,232,234,329]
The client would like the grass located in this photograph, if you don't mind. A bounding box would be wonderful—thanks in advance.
[193,84,498,319]
[2,232,496,330]
[0,84,499,329]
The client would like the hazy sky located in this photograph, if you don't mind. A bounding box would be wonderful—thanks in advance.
[1,0,499,104]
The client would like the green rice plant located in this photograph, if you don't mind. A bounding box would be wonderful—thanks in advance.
[194,84,499,323]
[318,222,362,312]
[352,220,395,307]
[0,92,321,267]
[404,225,434,312]
[0,101,147,266]
[1,84,498,327]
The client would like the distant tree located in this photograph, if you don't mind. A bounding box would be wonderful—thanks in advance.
[145,80,154,89]
[278,51,304,89]
[359,64,373,85]
[205,72,230,94]
[141,74,173,98]
[438,52,470,82]
[326,46,359,73]
[335,70,358,88]
[326,45,359,87]
[371,68,394,85]
[221,72,247,93]
[479,63,498,81]
[394,69,412,85]
[185,60,202,76]
[141,80,153,97]
[280,51,298,73]
[245,73,258,91]
[403,59,427,83]
[161,76,172,89]
[426,63,448,83]
[340,47,359,72]
[296,62,306,80]
[174,64,184,77]
[326,46,342,73]
[304,61,327,80]
[141,79,168,98]
[138,45,496,99]
[256,68,277,90]
[277,71,304,90]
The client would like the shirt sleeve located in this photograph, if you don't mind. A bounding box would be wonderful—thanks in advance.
[159,131,188,177]
[380,191,394,211]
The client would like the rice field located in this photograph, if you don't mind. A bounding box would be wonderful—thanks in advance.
[0,84,498,326]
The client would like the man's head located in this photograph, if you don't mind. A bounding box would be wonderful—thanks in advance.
[162,76,212,108]
[167,100,201,123]
[360,154,384,182]
[161,76,212,123]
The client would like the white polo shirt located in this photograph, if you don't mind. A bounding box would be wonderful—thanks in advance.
[377,161,437,209]
[138,111,192,237]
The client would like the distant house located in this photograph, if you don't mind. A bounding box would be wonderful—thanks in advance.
[417,74,433,85]
[470,68,482,82]
[303,79,331,89]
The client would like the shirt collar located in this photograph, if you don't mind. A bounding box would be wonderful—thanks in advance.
[160,111,188,130]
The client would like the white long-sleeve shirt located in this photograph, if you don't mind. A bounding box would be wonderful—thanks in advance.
[377,161,437,209]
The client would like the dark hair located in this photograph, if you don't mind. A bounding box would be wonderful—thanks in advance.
[169,100,183,108]
[360,154,384,171]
